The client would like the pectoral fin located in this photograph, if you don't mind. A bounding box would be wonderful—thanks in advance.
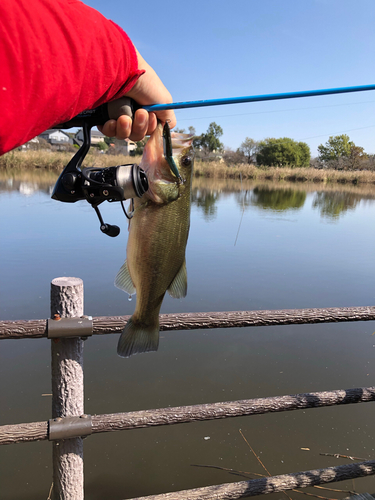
[167,260,187,298]
[114,260,136,295]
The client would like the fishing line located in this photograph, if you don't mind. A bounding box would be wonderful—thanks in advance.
[120,199,134,220]
[234,172,246,247]
[175,100,375,122]
[299,124,375,141]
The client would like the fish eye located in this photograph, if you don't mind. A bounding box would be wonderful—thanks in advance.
[181,155,192,166]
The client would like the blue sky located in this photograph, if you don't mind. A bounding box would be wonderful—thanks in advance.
[86,0,375,156]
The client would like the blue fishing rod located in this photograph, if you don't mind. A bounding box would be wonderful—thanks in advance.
[141,84,375,112]
[52,83,375,237]
[56,84,375,128]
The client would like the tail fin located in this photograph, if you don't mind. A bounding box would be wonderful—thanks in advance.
[117,317,159,358]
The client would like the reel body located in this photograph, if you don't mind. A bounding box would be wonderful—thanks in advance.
[51,122,148,236]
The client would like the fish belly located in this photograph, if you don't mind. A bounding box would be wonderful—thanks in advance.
[117,196,190,357]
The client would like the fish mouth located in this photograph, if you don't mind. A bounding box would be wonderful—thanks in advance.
[164,123,195,180]
[139,124,194,179]
[163,122,182,181]
[171,132,195,153]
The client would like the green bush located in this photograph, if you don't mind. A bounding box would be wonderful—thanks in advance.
[97,141,109,151]
[256,138,310,167]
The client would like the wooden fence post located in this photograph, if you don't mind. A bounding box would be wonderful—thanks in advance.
[50,277,85,500]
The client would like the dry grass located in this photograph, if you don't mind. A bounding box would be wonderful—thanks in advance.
[0,150,71,170]
[194,160,375,186]
[0,149,142,170]
[2,150,375,186]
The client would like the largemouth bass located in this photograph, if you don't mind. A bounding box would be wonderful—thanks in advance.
[115,123,194,357]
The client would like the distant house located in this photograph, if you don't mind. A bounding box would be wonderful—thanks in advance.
[75,128,105,146]
[124,138,136,154]
[107,137,136,155]
[19,136,40,150]
[75,128,136,154]
[39,129,72,145]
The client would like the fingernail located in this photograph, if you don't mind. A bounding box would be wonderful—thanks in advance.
[138,116,147,128]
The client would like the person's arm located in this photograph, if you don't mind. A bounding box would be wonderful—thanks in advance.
[0,0,175,155]
[99,48,176,141]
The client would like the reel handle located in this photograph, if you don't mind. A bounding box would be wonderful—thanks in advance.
[54,97,141,129]
[100,223,120,238]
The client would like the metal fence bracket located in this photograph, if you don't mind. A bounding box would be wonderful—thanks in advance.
[49,415,92,441]
[47,317,93,339]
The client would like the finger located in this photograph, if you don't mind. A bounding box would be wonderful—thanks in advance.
[99,119,116,138]
[128,108,149,142]
[146,112,157,135]
[115,114,132,140]
[155,110,176,129]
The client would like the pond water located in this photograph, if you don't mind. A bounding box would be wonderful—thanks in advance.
[1,171,375,499]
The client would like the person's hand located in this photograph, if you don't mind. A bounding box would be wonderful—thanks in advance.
[98,49,176,141]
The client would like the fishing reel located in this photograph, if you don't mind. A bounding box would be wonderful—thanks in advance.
[51,99,148,237]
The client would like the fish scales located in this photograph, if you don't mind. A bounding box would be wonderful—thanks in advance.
[115,124,194,357]
[128,186,190,316]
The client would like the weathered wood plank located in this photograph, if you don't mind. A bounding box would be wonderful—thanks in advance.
[2,305,375,339]
[127,460,375,500]
[2,386,374,445]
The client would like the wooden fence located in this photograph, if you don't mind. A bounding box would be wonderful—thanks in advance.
[1,277,375,500]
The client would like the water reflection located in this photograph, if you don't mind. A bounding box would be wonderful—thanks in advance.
[248,186,306,212]
[312,191,363,219]
[191,188,220,220]
[3,171,375,500]
[1,171,375,223]
[0,170,57,196]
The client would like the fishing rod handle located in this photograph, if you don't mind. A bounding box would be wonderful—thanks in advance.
[54,97,140,129]
[107,97,140,121]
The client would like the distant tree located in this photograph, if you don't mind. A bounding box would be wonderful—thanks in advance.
[35,137,51,150]
[317,135,367,170]
[256,138,310,167]
[131,137,148,156]
[317,135,353,161]
[349,145,367,169]
[195,122,223,152]
[223,147,246,165]
[174,126,196,137]
[104,136,114,146]
[97,141,108,151]
[238,137,259,164]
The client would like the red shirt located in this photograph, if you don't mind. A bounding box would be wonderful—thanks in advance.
[0,0,142,154]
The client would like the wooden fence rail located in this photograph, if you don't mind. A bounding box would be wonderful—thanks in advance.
[128,460,375,500]
[2,277,375,500]
[2,305,375,340]
[1,386,375,446]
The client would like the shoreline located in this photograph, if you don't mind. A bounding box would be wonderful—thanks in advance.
[194,160,375,186]
[1,150,375,186]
